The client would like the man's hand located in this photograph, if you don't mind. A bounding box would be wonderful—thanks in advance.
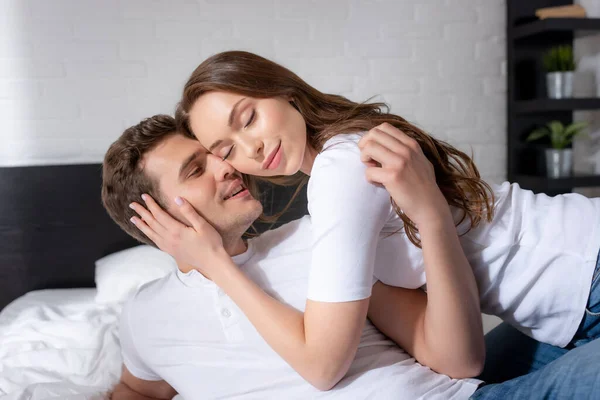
[111,365,177,400]
[129,194,228,279]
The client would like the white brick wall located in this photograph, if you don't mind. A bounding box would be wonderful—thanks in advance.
[0,0,506,186]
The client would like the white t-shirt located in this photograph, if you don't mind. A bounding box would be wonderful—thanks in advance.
[120,216,480,400]
[307,133,600,347]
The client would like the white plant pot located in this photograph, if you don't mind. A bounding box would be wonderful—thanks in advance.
[546,72,574,99]
[545,148,573,178]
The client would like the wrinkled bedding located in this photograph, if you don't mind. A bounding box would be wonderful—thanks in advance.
[0,289,122,400]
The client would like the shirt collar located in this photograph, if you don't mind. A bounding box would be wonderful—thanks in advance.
[176,240,256,288]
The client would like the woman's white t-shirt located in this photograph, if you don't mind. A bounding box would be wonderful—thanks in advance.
[306,133,600,348]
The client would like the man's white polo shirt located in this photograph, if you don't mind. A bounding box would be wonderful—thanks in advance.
[119,216,480,399]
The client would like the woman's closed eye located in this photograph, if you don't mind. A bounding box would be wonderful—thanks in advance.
[222,146,234,161]
[244,109,256,129]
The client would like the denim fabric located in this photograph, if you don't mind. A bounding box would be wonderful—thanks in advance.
[471,254,600,399]
[477,323,568,384]
[570,260,600,348]
[471,337,600,399]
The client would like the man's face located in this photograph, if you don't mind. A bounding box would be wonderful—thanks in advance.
[143,134,263,237]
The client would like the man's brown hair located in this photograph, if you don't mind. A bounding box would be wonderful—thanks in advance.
[101,114,187,247]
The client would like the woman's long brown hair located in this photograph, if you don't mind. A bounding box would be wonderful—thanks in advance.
[176,51,495,247]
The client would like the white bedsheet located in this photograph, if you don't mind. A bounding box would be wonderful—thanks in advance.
[0,289,122,400]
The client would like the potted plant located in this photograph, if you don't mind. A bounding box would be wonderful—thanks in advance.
[543,45,576,99]
[526,120,588,178]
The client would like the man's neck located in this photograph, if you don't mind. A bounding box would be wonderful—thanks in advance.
[223,237,247,257]
[177,236,247,278]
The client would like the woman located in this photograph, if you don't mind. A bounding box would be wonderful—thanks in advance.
[130,51,600,392]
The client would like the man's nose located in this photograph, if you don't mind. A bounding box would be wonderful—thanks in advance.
[214,156,236,181]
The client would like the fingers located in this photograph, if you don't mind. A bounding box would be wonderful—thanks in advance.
[129,198,167,236]
[361,127,406,156]
[130,215,159,246]
[142,194,183,232]
[364,165,393,186]
[360,137,410,170]
[361,122,421,153]
[173,196,211,233]
[131,194,210,236]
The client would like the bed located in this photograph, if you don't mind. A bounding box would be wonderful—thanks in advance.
[0,163,307,399]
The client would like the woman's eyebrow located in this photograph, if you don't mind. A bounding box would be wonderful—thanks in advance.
[208,140,223,152]
[208,97,247,151]
[228,97,246,127]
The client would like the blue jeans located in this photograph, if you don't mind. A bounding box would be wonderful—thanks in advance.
[471,254,600,399]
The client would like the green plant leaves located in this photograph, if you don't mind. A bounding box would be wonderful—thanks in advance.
[526,120,588,149]
[564,121,588,138]
[543,45,576,72]
[526,127,549,142]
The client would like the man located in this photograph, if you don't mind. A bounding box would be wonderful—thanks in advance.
[101,115,481,399]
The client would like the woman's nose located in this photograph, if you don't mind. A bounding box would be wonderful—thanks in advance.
[239,138,264,160]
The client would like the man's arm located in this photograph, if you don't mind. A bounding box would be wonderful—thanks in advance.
[366,214,485,378]
[111,365,177,400]
[360,124,485,378]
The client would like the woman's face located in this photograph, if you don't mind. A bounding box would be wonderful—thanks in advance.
[188,91,312,177]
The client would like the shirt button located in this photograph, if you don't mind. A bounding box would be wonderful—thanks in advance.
[221,308,231,318]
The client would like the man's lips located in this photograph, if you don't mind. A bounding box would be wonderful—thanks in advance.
[225,188,250,200]
[222,179,246,200]
[262,142,282,170]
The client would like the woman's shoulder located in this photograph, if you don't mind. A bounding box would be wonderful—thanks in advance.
[320,132,364,151]
[312,132,365,168]
[307,131,390,208]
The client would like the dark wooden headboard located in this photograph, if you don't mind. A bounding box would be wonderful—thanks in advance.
[0,163,307,310]
[0,164,139,310]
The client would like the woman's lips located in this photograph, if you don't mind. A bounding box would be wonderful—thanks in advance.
[263,142,282,170]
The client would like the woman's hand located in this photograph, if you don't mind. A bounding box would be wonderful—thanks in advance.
[360,124,485,376]
[129,194,227,279]
[358,123,449,227]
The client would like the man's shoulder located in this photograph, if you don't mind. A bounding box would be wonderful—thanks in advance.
[123,272,178,316]
[250,216,312,256]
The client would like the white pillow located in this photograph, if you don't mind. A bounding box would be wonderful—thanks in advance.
[95,245,177,304]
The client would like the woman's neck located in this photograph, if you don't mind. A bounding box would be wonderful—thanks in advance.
[300,143,318,176]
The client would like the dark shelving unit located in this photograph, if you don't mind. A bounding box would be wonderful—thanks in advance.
[507,1,600,195]
[513,174,600,193]
[512,17,600,41]
[514,98,600,114]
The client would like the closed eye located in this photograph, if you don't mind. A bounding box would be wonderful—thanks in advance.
[244,109,256,128]
[222,146,234,161]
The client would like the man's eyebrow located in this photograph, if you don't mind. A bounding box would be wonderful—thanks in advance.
[178,150,203,181]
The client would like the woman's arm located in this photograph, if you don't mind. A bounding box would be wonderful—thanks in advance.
[214,259,369,391]
[131,197,369,391]
[359,123,485,378]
